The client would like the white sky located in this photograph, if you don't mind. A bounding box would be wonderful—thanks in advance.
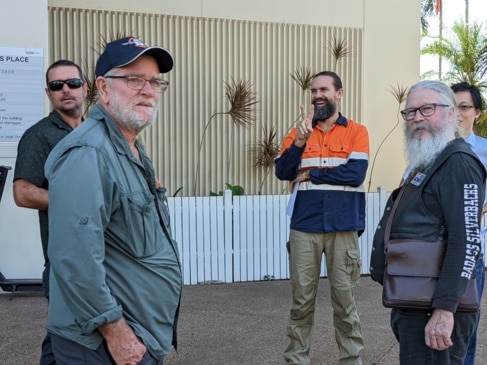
[420,0,487,75]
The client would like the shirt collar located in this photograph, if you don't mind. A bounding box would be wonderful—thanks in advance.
[90,104,137,157]
[50,110,74,131]
[466,131,476,148]
[312,112,348,127]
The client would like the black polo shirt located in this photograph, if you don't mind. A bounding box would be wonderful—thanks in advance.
[14,110,74,263]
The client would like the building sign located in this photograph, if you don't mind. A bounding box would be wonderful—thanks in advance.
[0,46,44,152]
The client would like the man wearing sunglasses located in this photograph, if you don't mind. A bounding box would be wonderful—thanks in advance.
[13,59,87,365]
[44,37,182,365]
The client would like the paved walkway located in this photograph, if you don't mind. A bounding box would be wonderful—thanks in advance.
[1,277,485,364]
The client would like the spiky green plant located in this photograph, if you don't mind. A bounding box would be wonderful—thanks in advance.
[97,32,134,57]
[326,36,354,70]
[82,59,97,117]
[287,66,314,135]
[367,83,408,192]
[225,79,259,127]
[249,125,280,194]
[193,78,258,195]
[291,66,314,93]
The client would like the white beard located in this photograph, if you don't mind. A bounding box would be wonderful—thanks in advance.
[108,91,158,134]
[404,121,457,172]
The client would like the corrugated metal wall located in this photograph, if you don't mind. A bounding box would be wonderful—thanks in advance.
[49,7,363,196]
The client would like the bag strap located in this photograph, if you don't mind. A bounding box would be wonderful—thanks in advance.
[384,182,408,248]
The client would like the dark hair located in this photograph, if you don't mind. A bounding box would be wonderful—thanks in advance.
[451,82,484,111]
[312,71,343,90]
[45,60,84,85]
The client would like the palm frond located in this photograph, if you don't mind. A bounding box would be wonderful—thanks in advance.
[97,32,135,56]
[249,125,280,169]
[389,83,408,105]
[290,66,314,92]
[225,78,259,127]
[422,20,487,88]
[327,36,354,60]
[82,59,98,116]
[421,0,435,35]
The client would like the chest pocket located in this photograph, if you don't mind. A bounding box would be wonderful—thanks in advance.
[301,141,352,168]
[112,192,164,258]
[302,143,325,167]
[328,141,351,159]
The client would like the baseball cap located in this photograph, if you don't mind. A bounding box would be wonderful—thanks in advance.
[95,37,173,77]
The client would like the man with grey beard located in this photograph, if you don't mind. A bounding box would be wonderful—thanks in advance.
[44,37,182,364]
[370,80,485,365]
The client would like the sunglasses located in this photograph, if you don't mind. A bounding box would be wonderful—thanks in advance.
[47,78,84,92]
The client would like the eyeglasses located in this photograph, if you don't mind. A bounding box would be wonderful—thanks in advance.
[400,103,450,121]
[104,75,169,93]
[457,104,475,112]
[47,78,84,92]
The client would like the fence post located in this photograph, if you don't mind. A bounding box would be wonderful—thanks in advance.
[223,190,233,282]
[377,186,388,214]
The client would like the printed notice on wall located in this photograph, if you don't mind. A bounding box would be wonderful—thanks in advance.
[0,46,44,155]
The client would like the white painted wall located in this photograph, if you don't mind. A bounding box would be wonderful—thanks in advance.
[362,1,421,191]
[0,1,48,279]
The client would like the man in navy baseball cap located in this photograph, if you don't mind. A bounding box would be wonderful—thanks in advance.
[95,36,173,77]
[45,35,182,364]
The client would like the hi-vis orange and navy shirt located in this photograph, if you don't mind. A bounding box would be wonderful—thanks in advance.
[275,114,369,235]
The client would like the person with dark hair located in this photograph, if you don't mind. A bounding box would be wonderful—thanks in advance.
[44,37,182,364]
[13,59,87,365]
[371,80,485,364]
[451,81,487,365]
[276,71,369,365]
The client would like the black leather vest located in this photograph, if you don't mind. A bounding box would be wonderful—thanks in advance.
[370,139,481,284]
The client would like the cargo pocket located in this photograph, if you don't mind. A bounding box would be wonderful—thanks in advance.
[346,249,361,283]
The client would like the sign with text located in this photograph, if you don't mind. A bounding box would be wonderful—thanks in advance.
[0,46,44,144]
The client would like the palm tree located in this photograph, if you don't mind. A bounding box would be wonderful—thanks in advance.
[421,20,487,88]
[422,20,487,137]
[421,0,435,36]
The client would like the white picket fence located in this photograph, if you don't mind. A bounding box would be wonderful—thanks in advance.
[167,187,390,285]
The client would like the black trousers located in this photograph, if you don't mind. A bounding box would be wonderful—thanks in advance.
[390,308,478,365]
[50,334,163,365]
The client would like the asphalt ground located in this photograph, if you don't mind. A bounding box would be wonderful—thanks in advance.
[1,277,486,365]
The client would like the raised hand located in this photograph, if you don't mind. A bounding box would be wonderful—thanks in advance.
[295,104,314,147]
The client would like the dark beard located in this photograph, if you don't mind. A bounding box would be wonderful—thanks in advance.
[312,100,336,123]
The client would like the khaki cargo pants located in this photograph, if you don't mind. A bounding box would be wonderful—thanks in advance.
[284,230,364,365]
